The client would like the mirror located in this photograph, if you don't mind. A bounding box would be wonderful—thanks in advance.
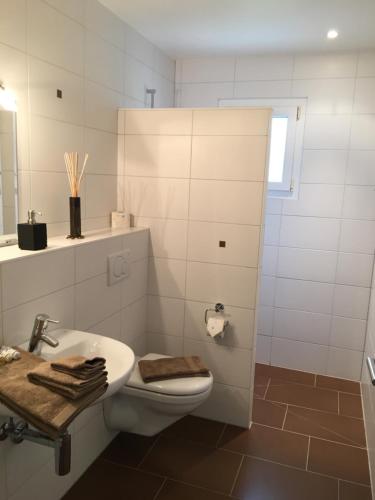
[0,109,18,241]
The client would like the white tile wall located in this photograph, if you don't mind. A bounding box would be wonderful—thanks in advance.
[1,0,175,233]
[176,51,375,381]
[121,107,270,428]
[0,230,149,500]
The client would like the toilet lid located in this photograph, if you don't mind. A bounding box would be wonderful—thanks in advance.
[126,353,213,396]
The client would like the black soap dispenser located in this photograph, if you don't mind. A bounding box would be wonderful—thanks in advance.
[17,210,47,250]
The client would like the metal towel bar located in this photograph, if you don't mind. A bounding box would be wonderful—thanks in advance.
[366,357,375,386]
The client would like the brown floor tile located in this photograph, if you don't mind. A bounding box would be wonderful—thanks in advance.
[218,423,308,469]
[284,406,366,447]
[339,481,372,500]
[266,378,338,413]
[100,432,157,467]
[162,415,225,446]
[256,362,315,386]
[316,375,360,395]
[63,459,164,500]
[339,393,363,419]
[252,398,286,428]
[233,456,338,500]
[308,438,370,485]
[253,373,269,398]
[156,480,234,500]
[140,436,242,494]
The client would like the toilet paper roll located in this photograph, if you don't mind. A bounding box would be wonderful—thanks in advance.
[206,317,227,338]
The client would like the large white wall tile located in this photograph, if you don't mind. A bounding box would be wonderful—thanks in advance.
[125,109,193,135]
[178,57,235,83]
[279,216,340,251]
[350,115,375,150]
[259,276,276,307]
[264,214,281,246]
[340,220,375,254]
[176,82,234,107]
[184,300,254,349]
[148,257,186,298]
[283,184,344,218]
[333,285,370,320]
[327,347,363,381]
[275,278,334,314]
[354,78,375,114]
[236,55,294,81]
[148,333,183,357]
[271,337,328,374]
[234,80,292,99]
[184,339,252,389]
[84,128,117,175]
[346,151,375,186]
[303,115,351,149]
[29,58,84,125]
[255,334,271,364]
[336,253,373,287]
[122,258,148,307]
[75,236,122,282]
[277,247,337,283]
[136,217,188,260]
[125,177,189,219]
[189,180,264,225]
[147,295,185,337]
[330,316,367,351]
[28,0,83,75]
[358,51,375,77]
[191,136,267,181]
[301,150,347,184]
[125,135,191,178]
[292,78,354,114]
[0,0,26,51]
[2,248,74,309]
[125,25,155,67]
[187,221,260,268]
[343,186,375,220]
[257,306,274,336]
[186,261,258,308]
[85,174,117,218]
[122,297,147,352]
[193,109,270,136]
[273,308,331,345]
[293,53,357,79]
[85,0,124,48]
[262,245,278,276]
[84,80,122,133]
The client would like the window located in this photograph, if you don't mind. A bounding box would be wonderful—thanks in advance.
[219,98,306,198]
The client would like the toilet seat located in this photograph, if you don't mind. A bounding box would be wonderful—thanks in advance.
[126,353,213,397]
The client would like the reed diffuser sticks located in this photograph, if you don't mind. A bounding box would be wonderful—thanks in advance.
[64,152,88,197]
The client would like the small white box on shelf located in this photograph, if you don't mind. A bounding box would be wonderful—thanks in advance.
[111,211,131,229]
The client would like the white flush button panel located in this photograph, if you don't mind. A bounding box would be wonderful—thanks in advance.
[108,250,130,286]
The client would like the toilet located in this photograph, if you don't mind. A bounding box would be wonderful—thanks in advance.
[104,353,213,436]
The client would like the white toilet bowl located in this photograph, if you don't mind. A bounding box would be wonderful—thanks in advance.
[104,353,213,436]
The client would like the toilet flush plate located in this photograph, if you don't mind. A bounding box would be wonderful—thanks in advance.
[108,250,130,286]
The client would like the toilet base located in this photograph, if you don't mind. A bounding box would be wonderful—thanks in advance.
[104,386,212,436]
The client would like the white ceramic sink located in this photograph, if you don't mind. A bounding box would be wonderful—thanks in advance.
[0,328,135,418]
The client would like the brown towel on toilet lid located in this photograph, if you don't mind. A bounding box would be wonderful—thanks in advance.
[138,356,210,383]
[0,349,107,438]
[28,361,108,400]
[51,355,106,380]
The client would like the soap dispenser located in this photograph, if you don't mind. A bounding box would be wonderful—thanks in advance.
[17,210,47,251]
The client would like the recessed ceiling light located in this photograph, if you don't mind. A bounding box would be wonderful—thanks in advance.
[327,29,338,39]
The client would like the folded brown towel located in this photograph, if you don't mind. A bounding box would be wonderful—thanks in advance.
[28,361,108,400]
[51,356,106,380]
[0,349,107,438]
[138,356,210,383]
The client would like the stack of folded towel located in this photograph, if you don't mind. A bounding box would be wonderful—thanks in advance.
[27,355,108,400]
[0,350,108,438]
[138,356,210,383]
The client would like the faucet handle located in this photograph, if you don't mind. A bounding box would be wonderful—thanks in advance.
[45,318,59,326]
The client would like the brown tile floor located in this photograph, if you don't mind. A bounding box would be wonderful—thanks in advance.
[63,363,372,500]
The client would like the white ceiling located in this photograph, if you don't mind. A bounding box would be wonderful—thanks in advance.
[99,0,375,58]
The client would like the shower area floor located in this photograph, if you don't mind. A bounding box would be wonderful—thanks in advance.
[63,363,371,500]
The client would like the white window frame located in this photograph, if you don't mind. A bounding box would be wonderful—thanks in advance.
[219,98,306,199]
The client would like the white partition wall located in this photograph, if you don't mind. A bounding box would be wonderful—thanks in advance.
[118,108,271,427]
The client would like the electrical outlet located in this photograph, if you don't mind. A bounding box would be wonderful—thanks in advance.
[107,250,130,286]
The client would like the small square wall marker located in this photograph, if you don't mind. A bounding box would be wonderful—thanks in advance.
[57,89,62,98]
[219,241,226,248]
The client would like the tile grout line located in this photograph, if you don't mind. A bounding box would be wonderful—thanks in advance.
[153,477,167,500]
[263,377,271,399]
[215,424,227,448]
[281,404,288,430]
[137,435,161,468]
[229,454,245,497]
[306,436,311,471]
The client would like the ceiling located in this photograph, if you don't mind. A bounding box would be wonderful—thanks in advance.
[99,0,375,58]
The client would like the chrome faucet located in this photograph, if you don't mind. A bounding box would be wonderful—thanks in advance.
[28,313,60,353]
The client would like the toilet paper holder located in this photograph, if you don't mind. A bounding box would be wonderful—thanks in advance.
[204,303,225,325]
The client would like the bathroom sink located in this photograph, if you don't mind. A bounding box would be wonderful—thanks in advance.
[0,328,135,418]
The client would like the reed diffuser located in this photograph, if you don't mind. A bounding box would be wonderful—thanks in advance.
[64,152,88,239]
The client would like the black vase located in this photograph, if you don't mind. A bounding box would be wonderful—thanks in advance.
[67,197,84,239]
